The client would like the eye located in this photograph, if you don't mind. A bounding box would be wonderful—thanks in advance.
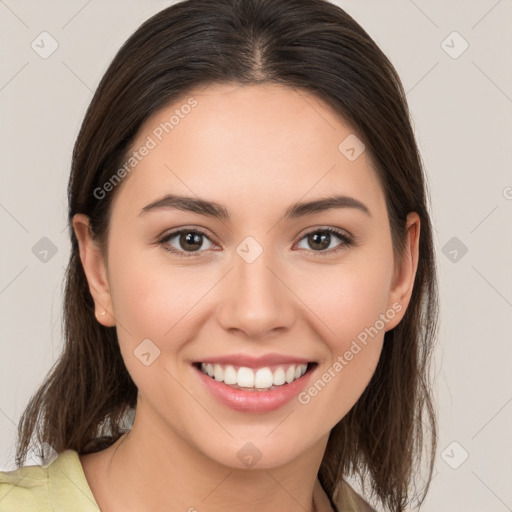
[158,229,216,257]
[295,227,354,255]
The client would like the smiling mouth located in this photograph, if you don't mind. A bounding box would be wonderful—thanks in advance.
[193,362,318,391]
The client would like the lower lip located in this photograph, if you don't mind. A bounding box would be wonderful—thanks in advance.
[194,364,316,413]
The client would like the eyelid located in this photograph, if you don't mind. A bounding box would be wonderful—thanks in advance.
[296,225,353,242]
[157,224,220,243]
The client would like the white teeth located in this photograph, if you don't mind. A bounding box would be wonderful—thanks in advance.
[199,362,309,390]
[237,367,254,387]
[285,366,296,384]
[223,365,238,385]
[254,368,273,389]
[213,364,223,382]
[272,366,286,385]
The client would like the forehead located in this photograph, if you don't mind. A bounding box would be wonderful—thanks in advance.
[111,83,386,221]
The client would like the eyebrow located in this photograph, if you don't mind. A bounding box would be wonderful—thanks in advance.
[139,193,371,220]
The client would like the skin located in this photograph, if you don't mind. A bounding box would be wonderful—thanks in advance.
[73,83,420,512]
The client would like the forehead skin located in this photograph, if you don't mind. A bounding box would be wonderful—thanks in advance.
[109,82,389,249]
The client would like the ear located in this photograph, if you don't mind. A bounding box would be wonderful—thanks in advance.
[385,212,420,331]
[72,213,116,327]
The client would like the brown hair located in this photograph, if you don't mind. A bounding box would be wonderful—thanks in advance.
[15,1,438,510]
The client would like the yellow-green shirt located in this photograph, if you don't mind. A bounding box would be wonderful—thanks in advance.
[0,449,376,511]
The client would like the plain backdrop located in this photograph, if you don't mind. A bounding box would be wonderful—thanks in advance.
[1,1,511,511]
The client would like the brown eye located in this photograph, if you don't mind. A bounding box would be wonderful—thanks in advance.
[296,228,353,255]
[177,232,203,252]
[159,229,215,257]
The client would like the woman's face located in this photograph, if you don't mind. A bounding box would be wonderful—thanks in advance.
[75,83,419,469]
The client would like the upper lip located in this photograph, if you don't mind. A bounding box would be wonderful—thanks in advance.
[194,353,314,369]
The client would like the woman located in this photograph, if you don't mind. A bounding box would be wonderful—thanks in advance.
[0,0,438,510]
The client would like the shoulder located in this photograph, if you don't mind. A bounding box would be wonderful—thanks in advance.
[0,460,49,511]
[333,478,377,512]
[0,449,99,511]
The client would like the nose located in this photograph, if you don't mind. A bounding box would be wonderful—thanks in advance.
[216,245,297,340]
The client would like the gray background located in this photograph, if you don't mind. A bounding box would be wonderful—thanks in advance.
[1,1,511,511]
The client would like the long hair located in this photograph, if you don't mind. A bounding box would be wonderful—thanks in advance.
[15,1,439,510]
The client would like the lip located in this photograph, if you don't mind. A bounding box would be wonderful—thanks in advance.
[193,361,317,413]
[194,352,312,369]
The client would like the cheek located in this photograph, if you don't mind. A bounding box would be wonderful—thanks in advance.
[106,251,208,406]
[292,250,394,412]
[295,285,389,421]
[299,252,394,346]
[108,253,202,342]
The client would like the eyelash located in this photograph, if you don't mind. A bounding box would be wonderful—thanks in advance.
[157,227,355,258]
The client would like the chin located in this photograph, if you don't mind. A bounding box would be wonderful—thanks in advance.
[198,432,316,471]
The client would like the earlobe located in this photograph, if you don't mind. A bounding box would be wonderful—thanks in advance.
[72,213,116,327]
[385,212,420,331]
